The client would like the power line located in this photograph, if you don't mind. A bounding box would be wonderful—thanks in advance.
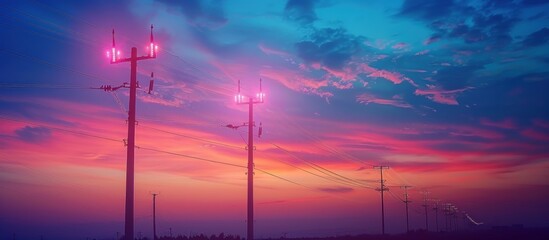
[140,124,242,150]
[21,1,235,96]
[0,83,92,89]
[0,48,111,82]
[267,143,366,189]
[137,146,245,169]
[276,112,375,168]
[0,115,122,143]
[272,143,376,189]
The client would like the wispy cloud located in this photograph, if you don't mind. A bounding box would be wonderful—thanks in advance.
[415,87,473,105]
[14,126,52,143]
[317,186,354,193]
[356,93,413,108]
[258,43,291,57]
[261,68,332,98]
[480,118,517,129]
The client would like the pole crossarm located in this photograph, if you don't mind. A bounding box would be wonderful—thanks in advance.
[111,55,156,63]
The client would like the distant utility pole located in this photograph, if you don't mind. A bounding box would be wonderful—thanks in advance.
[433,199,440,232]
[373,166,389,235]
[444,203,452,232]
[422,191,430,231]
[454,206,459,232]
[151,193,159,240]
[234,79,265,240]
[400,185,412,233]
[106,25,158,240]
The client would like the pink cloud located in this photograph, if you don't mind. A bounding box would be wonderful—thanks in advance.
[392,156,531,173]
[423,36,440,45]
[455,50,474,56]
[364,39,392,50]
[521,128,549,141]
[533,119,549,129]
[258,43,290,57]
[367,70,403,84]
[392,42,409,50]
[355,63,416,86]
[415,50,430,56]
[332,81,353,89]
[279,116,512,162]
[260,68,332,98]
[445,125,505,140]
[296,61,414,90]
[414,87,473,105]
[404,69,428,73]
[480,118,517,129]
[356,93,412,108]
[321,65,360,82]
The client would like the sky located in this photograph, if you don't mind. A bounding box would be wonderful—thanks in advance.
[1,0,548,239]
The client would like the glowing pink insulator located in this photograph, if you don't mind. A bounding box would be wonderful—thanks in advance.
[256,92,264,102]
[150,43,155,57]
[111,48,117,62]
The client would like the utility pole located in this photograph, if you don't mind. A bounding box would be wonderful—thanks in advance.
[454,206,459,232]
[106,25,158,240]
[234,79,265,240]
[444,203,451,232]
[433,199,440,232]
[422,191,430,231]
[400,185,412,233]
[373,166,389,235]
[151,193,159,240]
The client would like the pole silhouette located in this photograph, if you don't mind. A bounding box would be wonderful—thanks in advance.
[107,25,158,240]
[422,191,430,231]
[152,193,159,240]
[444,203,451,232]
[433,199,440,232]
[373,166,389,235]
[247,97,254,240]
[401,185,412,233]
[234,79,265,240]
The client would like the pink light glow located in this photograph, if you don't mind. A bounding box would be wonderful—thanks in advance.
[149,42,158,57]
[235,94,245,103]
[256,92,265,102]
[111,47,116,62]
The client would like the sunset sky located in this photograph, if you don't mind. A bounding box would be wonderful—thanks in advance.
[1,0,548,239]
